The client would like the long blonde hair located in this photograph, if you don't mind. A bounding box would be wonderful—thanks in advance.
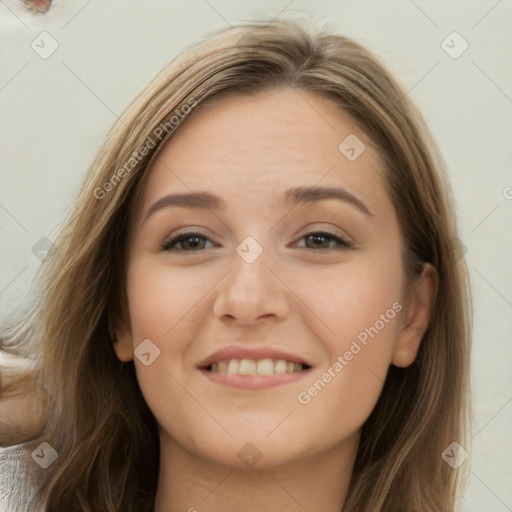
[0,19,471,511]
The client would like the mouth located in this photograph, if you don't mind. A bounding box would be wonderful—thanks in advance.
[197,347,313,390]
[202,358,311,375]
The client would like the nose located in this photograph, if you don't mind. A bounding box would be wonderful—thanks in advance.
[212,245,290,325]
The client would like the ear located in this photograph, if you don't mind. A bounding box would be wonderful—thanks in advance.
[109,315,134,363]
[392,264,437,368]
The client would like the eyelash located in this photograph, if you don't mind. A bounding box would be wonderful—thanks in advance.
[161,229,353,252]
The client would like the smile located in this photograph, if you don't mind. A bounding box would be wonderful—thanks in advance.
[206,358,309,375]
[197,346,313,389]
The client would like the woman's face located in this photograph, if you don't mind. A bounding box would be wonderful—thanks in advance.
[114,87,424,469]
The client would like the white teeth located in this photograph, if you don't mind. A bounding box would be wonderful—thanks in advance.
[256,359,274,376]
[208,358,306,375]
[238,359,257,375]
[227,359,239,375]
[274,360,287,374]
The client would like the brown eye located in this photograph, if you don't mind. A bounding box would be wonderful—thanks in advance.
[161,229,352,253]
[162,231,213,251]
[299,230,352,250]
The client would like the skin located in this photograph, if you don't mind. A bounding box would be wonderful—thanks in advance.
[113,87,435,512]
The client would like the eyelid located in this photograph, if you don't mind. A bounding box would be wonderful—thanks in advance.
[292,228,353,250]
[292,221,353,244]
[161,226,354,252]
[161,228,214,250]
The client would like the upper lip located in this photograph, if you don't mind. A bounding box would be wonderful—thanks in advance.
[197,346,312,369]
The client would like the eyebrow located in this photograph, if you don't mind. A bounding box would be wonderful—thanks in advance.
[143,186,372,223]
[285,186,372,217]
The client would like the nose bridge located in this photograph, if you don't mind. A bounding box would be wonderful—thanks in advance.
[229,236,276,297]
[213,234,288,322]
[235,239,270,286]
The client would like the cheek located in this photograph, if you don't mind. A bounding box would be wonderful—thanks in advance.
[298,247,404,355]
[290,252,404,432]
[124,259,217,446]
[124,258,209,341]
[294,302,402,449]
[122,238,406,461]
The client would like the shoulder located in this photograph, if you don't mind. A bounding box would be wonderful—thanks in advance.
[0,442,39,512]
[0,351,45,511]
[0,352,45,446]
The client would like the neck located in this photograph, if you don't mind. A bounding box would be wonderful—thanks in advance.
[154,431,360,512]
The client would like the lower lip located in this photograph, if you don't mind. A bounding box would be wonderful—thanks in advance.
[198,368,311,390]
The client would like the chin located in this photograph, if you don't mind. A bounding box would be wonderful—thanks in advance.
[175,427,310,471]
[206,440,305,471]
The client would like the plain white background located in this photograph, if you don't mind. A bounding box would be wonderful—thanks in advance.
[0,1,511,510]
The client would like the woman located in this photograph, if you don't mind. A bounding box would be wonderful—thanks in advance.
[0,19,471,511]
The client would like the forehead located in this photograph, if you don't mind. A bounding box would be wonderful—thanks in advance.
[138,88,389,216]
